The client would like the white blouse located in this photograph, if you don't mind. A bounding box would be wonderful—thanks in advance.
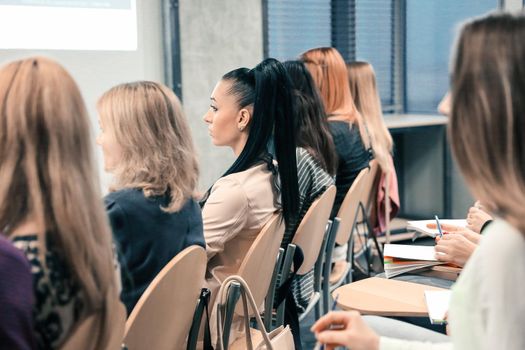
[380,219,525,350]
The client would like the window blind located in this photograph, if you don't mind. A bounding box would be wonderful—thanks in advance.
[265,0,331,61]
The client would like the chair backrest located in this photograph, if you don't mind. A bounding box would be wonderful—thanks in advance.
[60,291,126,350]
[292,185,336,275]
[124,245,206,350]
[360,159,381,214]
[235,213,285,316]
[334,167,369,245]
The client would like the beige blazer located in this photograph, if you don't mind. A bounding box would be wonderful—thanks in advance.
[203,162,278,304]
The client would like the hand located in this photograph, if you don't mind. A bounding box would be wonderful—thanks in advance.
[435,234,477,267]
[427,223,481,244]
[311,311,380,350]
[466,206,493,233]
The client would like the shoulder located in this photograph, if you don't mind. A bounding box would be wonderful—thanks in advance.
[477,219,525,270]
[0,236,31,274]
[104,188,144,208]
[208,174,249,207]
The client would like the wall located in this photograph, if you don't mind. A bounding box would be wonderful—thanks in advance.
[0,0,165,191]
[179,0,264,190]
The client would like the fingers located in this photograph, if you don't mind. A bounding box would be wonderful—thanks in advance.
[315,330,349,347]
[434,244,450,254]
[311,311,352,332]
[426,223,460,231]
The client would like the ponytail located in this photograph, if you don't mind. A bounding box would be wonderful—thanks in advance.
[201,58,299,228]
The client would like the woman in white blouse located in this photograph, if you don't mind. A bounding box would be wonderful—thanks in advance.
[311,11,525,350]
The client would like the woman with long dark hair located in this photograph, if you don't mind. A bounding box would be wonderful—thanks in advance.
[282,60,336,315]
[202,58,300,344]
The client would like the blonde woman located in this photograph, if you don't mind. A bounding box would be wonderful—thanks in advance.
[97,81,204,315]
[312,12,525,350]
[346,61,399,238]
[0,57,118,349]
[346,61,393,176]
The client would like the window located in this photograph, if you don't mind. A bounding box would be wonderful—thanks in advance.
[405,0,498,113]
[264,0,499,114]
[264,0,331,60]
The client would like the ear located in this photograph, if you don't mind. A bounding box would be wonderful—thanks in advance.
[237,107,253,132]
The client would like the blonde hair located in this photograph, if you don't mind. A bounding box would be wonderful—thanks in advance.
[0,57,116,345]
[300,47,369,147]
[97,81,199,212]
[347,61,393,174]
[450,12,525,235]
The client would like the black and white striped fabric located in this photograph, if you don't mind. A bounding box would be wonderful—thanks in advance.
[283,147,334,313]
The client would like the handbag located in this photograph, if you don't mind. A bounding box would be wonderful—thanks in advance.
[216,275,294,350]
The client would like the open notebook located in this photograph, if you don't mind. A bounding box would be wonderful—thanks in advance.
[425,290,452,325]
[407,219,468,238]
[383,244,445,278]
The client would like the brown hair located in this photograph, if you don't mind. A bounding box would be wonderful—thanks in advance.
[0,57,116,344]
[347,61,393,174]
[300,47,369,146]
[450,12,525,234]
[97,81,199,212]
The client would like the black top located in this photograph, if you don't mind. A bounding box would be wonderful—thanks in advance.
[328,121,372,218]
[105,188,205,314]
[0,236,35,350]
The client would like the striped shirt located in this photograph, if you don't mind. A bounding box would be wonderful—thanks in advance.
[284,148,334,313]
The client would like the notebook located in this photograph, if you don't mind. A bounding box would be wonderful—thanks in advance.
[407,219,468,238]
[383,244,444,278]
[424,290,452,325]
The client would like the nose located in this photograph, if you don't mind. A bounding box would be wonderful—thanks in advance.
[203,109,212,124]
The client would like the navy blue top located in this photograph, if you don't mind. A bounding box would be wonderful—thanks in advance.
[105,188,205,314]
[0,235,35,350]
[328,121,372,218]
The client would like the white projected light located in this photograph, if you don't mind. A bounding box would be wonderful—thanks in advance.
[0,0,137,50]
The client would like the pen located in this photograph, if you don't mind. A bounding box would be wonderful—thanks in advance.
[316,294,340,350]
[435,215,443,238]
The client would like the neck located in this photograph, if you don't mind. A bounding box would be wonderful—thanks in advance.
[232,133,249,157]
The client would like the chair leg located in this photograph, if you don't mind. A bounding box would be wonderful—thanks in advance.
[264,248,284,331]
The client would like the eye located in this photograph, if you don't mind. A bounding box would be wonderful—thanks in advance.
[210,105,218,112]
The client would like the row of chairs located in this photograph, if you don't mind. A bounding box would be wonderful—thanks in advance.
[62,160,383,350]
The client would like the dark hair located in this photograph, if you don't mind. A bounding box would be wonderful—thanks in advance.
[202,58,300,227]
[283,60,337,175]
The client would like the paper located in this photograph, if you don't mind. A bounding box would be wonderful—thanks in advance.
[424,290,452,325]
[384,244,438,261]
[407,219,468,238]
[383,244,443,278]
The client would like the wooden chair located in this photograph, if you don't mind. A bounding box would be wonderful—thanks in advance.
[263,186,337,328]
[289,185,336,321]
[353,160,384,274]
[123,245,206,350]
[60,290,126,350]
[321,167,368,313]
[220,213,285,347]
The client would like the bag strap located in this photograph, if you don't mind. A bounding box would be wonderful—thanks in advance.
[187,288,213,350]
[216,276,274,350]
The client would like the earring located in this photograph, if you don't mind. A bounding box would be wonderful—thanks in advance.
[239,126,244,131]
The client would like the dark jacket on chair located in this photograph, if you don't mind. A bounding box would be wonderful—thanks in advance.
[105,188,205,314]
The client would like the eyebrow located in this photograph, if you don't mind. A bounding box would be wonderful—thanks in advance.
[210,97,217,102]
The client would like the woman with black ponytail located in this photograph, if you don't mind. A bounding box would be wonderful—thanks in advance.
[202,58,299,332]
